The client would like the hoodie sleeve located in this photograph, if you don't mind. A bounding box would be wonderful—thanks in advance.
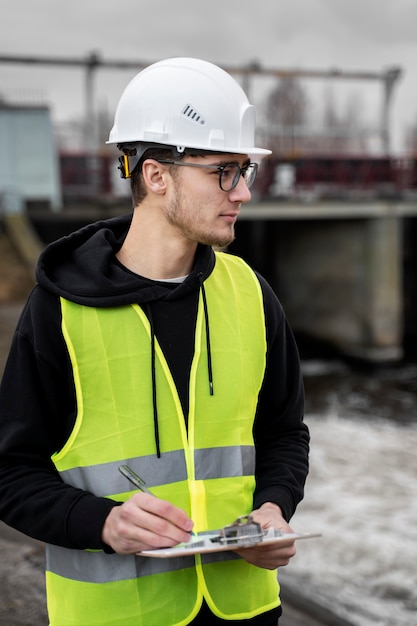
[0,287,117,549]
[252,274,309,521]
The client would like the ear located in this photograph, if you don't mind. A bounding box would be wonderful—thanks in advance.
[141,159,170,195]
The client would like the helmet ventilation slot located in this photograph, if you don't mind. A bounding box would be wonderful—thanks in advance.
[182,104,206,125]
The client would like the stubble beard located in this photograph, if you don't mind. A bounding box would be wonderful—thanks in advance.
[166,193,236,248]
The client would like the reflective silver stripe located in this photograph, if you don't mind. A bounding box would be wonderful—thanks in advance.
[201,551,241,565]
[59,451,187,495]
[59,446,254,495]
[194,446,255,480]
[46,545,195,583]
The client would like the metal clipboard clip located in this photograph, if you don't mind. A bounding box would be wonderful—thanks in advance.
[210,515,281,546]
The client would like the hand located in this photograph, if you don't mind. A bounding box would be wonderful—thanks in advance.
[235,503,296,570]
[101,493,194,555]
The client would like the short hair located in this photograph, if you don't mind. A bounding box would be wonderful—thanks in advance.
[129,146,216,206]
[130,147,174,206]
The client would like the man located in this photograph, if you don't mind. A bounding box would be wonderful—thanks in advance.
[0,58,309,625]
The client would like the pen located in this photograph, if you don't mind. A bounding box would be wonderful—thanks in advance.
[118,464,154,495]
[119,464,196,537]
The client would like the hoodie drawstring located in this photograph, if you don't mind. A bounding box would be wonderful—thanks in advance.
[199,273,214,397]
[145,277,213,458]
[146,304,161,458]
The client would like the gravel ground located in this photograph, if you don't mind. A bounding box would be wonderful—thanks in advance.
[0,234,48,624]
[0,526,48,625]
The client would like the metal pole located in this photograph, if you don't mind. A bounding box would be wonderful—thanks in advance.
[381,67,402,154]
[84,51,100,150]
[84,51,101,195]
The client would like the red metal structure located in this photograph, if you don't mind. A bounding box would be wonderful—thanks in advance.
[58,152,417,202]
[253,156,417,200]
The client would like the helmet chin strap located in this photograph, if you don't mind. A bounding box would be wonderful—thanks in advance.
[116,143,186,179]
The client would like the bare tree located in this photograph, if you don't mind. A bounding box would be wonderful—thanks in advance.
[263,77,309,156]
[263,78,369,156]
[317,87,367,154]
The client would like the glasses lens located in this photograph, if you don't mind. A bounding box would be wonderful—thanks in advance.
[244,163,258,189]
[219,164,240,192]
[219,163,258,191]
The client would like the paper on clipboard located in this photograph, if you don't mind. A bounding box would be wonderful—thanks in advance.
[139,528,321,558]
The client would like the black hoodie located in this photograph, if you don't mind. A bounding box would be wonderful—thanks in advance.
[0,214,309,550]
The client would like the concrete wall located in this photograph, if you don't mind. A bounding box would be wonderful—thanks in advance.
[231,210,404,362]
[273,217,403,361]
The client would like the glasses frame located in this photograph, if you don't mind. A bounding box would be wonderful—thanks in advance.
[156,159,258,192]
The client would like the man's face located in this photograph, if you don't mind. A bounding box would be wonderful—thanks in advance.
[164,153,253,248]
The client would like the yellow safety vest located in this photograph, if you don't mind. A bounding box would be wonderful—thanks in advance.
[47,252,280,626]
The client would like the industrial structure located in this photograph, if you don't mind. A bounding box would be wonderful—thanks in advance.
[1,53,416,363]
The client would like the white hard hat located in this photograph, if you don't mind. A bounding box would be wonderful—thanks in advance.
[107,57,271,157]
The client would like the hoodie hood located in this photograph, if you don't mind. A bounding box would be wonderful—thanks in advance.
[36,214,216,307]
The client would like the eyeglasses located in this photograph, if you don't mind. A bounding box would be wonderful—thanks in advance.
[156,160,258,192]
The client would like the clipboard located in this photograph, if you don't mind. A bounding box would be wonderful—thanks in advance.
[140,517,320,558]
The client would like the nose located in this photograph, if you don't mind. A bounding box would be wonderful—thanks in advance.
[228,174,252,203]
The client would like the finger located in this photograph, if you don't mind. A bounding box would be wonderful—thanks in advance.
[235,537,297,569]
[129,493,194,535]
[116,494,193,547]
[250,509,292,533]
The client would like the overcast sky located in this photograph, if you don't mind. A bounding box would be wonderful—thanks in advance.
[1,0,416,153]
